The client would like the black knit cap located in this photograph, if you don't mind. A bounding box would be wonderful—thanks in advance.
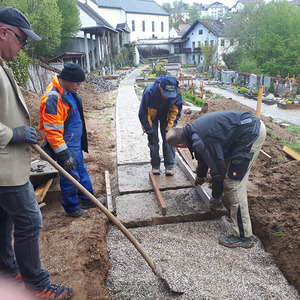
[0,6,41,41]
[60,63,86,82]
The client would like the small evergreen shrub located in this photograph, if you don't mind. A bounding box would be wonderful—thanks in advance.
[267,81,274,93]
[238,87,248,94]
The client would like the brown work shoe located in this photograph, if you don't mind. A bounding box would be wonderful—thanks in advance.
[152,167,160,175]
[165,168,174,176]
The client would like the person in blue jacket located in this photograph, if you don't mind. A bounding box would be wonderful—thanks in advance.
[138,75,182,176]
[166,110,266,248]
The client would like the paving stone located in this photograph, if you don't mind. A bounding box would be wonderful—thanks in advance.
[118,162,193,194]
[115,187,223,227]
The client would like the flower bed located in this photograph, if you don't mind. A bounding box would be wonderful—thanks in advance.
[277,103,300,110]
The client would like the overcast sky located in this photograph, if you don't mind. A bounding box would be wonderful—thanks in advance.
[155,0,238,9]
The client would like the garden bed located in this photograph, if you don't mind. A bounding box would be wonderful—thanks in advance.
[277,103,300,110]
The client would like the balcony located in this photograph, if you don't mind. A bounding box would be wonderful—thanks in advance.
[179,48,202,54]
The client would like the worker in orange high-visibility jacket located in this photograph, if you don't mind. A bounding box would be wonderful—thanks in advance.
[39,63,94,217]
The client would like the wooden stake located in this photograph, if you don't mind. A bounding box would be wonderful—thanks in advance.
[149,172,167,215]
[256,85,264,118]
[105,170,114,213]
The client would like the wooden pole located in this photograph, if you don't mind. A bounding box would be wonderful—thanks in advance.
[201,81,204,99]
[256,85,264,118]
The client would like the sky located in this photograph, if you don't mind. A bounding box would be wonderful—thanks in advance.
[155,0,238,9]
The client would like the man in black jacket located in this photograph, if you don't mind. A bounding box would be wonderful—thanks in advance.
[166,110,266,248]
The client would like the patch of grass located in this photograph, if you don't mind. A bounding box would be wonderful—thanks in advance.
[137,84,147,90]
[267,129,276,140]
[281,123,300,155]
[271,158,287,163]
[181,90,207,107]
[273,222,287,237]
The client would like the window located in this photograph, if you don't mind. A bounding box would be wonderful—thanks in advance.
[197,41,201,47]
[221,39,225,46]
[142,21,145,32]
[132,20,135,32]
[205,40,208,47]
[210,40,214,47]
[199,29,203,35]
[152,21,155,32]
[161,22,164,32]
[192,41,195,49]
[230,39,234,46]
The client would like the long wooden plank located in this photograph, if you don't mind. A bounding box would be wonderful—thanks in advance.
[177,148,196,173]
[35,179,53,204]
[283,146,300,161]
[175,153,210,207]
[149,172,167,215]
[105,170,114,213]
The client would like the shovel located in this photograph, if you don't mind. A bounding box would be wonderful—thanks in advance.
[31,144,184,295]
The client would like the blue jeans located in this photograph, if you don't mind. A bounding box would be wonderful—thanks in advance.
[148,120,175,168]
[58,148,94,213]
[0,181,50,289]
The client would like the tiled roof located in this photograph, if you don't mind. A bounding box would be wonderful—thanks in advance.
[182,19,225,38]
[91,0,169,16]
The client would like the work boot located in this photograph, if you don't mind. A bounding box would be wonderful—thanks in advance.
[219,235,254,249]
[152,167,160,175]
[165,168,174,176]
[80,199,96,209]
[66,207,87,217]
[34,283,73,299]
[209,198,223,213]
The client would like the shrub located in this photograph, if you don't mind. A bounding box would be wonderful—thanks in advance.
[296,85,300,95]
[253,90,259,96]
[267,81,274,93]
[238,87,248,94]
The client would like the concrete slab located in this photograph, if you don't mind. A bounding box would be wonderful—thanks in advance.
[115,187,223,228]
[118,162,193,194]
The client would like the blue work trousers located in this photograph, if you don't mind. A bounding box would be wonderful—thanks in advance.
[58,148,94,213]
[149,119,175,168]
[0,181,50,290]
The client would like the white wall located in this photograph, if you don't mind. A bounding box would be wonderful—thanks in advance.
[127,13,169,41]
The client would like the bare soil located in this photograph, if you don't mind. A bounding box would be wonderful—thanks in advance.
[22,81,300,299]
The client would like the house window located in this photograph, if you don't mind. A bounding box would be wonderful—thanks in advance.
[132,20,135,32]
[192,41,195,49]
[221,39,225,46]
[230,39,234,46]
[205,40,208,47]
[210,40,214,47]
[197,41,201,47]
[161,22,164,32]
[142,21,145,32]
[152,21,155,32]
[199,29,203,35]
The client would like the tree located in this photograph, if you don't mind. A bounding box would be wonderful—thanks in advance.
[225,0,300,79]
[201,38,218,66]
[188,4,200,23]
[57,0,81,48]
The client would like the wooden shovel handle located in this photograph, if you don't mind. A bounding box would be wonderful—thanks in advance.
[30,144,160,277]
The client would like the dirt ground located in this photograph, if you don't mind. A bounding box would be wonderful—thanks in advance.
[22,80,300,299]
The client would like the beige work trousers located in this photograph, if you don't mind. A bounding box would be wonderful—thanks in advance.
[222,121,266,238]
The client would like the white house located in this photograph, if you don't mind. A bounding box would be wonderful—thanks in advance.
[200,2,229,19]
[170,19,235,66]
[85,0,170,42]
